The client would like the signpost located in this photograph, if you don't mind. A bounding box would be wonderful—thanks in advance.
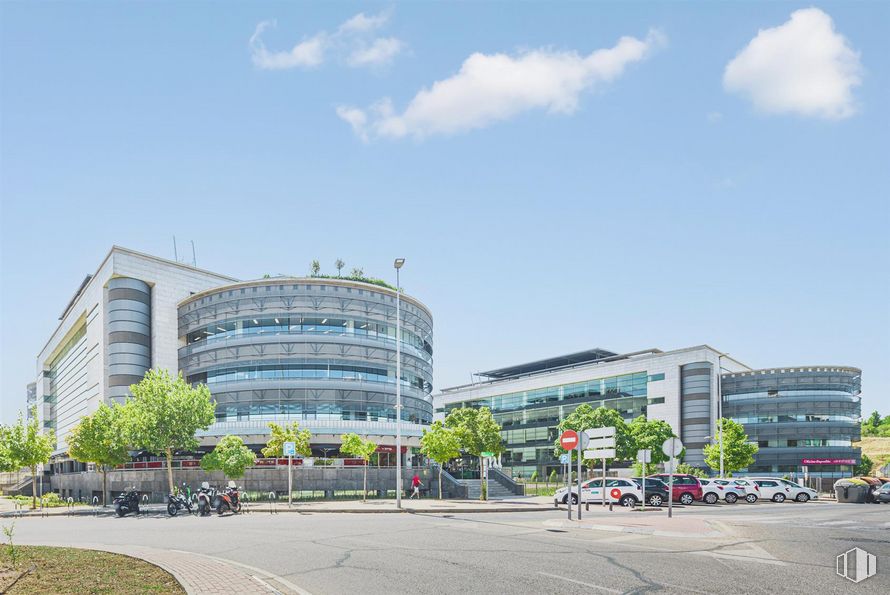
[583,427,616,509]
[662,438,683,518]
[637,449,651,510]
[284,441,296,506]
[563,450,571,520]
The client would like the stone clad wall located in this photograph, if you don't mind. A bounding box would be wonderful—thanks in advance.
[50,466,438,504]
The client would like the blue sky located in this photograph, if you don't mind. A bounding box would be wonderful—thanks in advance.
[1,2,888,422]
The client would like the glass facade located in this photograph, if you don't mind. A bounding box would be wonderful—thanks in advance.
[444,371,651,478]
[721,367,861,479]
[178,279,434,429]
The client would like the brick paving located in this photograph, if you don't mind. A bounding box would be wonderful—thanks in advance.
[82,544,283,594]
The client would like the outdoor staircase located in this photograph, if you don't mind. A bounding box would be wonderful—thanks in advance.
[458,479,517,500]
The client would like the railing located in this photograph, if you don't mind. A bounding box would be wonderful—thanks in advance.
[489,467,525,496]
[437,466,468,499]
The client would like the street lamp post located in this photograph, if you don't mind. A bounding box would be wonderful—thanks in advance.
[717,352,726,477]
[394,258,405,509]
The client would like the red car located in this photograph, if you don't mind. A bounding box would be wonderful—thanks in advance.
[647,474,703,504]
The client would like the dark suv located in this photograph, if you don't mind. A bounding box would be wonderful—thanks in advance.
[647,474,703,504]
[631,477,670,507]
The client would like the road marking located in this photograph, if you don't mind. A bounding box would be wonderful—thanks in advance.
[537,572,621,593]
[691,542,786,566]
[170,549,313,595]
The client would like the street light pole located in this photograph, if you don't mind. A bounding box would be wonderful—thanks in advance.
[394,258,405,509]
[717,353,725,477]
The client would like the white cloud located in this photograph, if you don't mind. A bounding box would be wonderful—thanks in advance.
[250,11,402,71]
[250,21,326,70]
[348,37,404,67]
[335,106,369,142]
[338,29,665,140]
[723,8,862,119]
[339,11,390,35]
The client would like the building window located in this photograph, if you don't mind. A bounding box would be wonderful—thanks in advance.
[648,373,665,382]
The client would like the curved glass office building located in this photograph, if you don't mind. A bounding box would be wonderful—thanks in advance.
[178,278,433,448]
[721,367,861,479]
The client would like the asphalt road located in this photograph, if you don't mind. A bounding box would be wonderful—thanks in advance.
[8,501,890,594]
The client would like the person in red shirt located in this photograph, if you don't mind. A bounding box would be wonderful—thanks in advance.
[410,474,423,499]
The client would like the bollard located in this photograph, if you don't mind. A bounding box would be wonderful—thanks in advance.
[66,497,74,516]
[585,502,589,512]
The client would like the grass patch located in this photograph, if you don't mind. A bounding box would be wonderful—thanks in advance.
[855,437,890,475]
[0,545,184,594]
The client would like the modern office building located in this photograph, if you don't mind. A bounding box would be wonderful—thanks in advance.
[436,348,862,479]
[436,346,750,478]
[177,278,434,451]
[721,367,862,479]
[32,246,433,461]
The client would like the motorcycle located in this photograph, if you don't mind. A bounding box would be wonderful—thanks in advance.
[167,483,194,517]
[196,482,215,517]
[213,481,242,515]
[113,488,140,517]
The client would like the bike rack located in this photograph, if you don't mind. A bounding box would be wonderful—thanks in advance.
[92,496,100,517]
[241,492,250,514]
[268,491,277,514]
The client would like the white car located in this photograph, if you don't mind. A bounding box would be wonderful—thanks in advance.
[554,477,643,507]
[728,478,760,503]
[700,478,746,504]
[748,478,817,502]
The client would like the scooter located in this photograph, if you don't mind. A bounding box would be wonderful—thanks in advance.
[113,488,140,517]
[213,481,242,515]
[196,482,215,517]
[167,483,194,516]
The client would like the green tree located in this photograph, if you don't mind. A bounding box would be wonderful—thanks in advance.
[0,426,18,473]
[628,416,676,475]
[200,435,256,480]
[548,469,558,485]
[310,259,321,276]
[444,407,504,500]
[339,433,377,501]
[67,403,131,505]
[554,404,634,465]
[124,369,216,494]
[350,267,364,278]
[703,418,758,476]
[675,463,707,477]
[262,422,311,458]
[335,259,345,277]
[854,453,874,476]
[420,421,461,499]
[4,409,55,509]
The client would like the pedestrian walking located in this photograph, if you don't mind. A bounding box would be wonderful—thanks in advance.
[410,474,422,499]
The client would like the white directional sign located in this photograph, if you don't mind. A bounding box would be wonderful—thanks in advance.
[662,437,683,458]
[585,426,616,439]
[283,441,296,457]
[583,448,616,459]
[636,449,652,463]
[587,437,616,449]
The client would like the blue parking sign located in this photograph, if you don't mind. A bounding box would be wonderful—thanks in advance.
[284,441,296,456]
[559,454,569,464]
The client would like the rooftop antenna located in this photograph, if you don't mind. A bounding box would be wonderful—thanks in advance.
[173,236,179,262]
[190,240,197,267]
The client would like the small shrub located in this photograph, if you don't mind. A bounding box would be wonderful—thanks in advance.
[3,522,16,568]
[529,470,539,483]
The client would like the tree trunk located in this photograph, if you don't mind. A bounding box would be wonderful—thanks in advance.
[31,465,38,509]
[438,466,443,500]
[102,468,108,506]
[165,447,175,494]
[362,462,367,502]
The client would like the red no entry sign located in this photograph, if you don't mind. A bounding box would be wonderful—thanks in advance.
[560,430,579,450]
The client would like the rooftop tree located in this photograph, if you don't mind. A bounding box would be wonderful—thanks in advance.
[335,259,345,277]
[339,433,377,501]
[67,403,131,505]
[124,369,216,494]
[420,421,461,499]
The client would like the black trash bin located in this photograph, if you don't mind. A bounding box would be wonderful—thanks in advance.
[834,481,868,503]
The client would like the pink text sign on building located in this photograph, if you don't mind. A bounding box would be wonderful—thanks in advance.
[801,458,856,465]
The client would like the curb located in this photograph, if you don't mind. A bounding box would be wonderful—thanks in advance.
[2,505,557,517]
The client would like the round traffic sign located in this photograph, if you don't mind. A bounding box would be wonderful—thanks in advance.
[560,430,579,450]
[662,437,683,458]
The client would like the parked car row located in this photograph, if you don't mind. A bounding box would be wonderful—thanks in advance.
[554,474,818,507]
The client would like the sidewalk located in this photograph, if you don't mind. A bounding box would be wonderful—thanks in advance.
[2,496,557,517]
[55,543,291,594]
